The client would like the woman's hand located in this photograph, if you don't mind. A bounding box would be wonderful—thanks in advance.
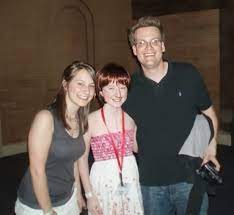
[77,192,86,211]
[87,195,103,215]
[51,209,57,215]
[43,208,57,215]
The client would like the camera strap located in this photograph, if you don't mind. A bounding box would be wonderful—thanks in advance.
[180,156,207,215]
[186,172,207,214]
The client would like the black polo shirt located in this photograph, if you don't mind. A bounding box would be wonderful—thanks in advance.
[123,61,212,186]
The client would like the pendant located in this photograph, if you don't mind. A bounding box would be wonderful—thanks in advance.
[115,183,131,196]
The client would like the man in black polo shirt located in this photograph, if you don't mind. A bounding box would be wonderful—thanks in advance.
[123,16,220,215]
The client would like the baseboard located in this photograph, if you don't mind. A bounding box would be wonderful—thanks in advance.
[218,130,232,146]
[0,131,231,158]
[0,142,27,158]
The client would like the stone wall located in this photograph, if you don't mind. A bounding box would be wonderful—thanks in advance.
[0,3,223,156]
[0,0,132,156]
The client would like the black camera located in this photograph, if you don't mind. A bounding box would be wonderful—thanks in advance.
[196,161,223,185]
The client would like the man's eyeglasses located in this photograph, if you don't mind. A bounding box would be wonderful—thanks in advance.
[135,38,162,49]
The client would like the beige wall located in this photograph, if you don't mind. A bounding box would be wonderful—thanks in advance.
[220,5,234,109]
[0,0,132,156]
[85,0,132,70]
[161,10,220,114]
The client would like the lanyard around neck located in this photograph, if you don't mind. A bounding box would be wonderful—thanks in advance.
[101,107,126,175]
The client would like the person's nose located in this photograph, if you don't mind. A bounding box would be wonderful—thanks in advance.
[114,87,121,97]
[82,85,90,96]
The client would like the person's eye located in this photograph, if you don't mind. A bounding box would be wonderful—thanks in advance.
[151,39,161,46]
[137,41,145,46]
[89,84,95,89]
[77,81,84,86]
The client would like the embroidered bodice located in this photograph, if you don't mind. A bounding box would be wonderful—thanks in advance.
[90,129,134,161]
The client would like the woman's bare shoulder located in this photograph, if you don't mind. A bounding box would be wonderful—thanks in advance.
[32,109,53,124]
[88,109,101,121]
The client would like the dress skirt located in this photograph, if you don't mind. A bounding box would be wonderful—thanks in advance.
[89,155,143,215]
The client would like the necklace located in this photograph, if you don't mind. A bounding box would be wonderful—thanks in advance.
[65,115,79,138]
[66,115,78,123]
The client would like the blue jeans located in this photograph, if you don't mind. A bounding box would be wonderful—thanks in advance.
[141,182,208,215]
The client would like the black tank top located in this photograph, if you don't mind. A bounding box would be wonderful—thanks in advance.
[17,108,85,208]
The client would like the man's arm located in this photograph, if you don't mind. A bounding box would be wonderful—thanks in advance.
[201,106,220,170]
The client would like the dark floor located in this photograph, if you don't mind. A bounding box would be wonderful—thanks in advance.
[0,145,233,215]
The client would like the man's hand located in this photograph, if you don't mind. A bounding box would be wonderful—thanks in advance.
[202,138,220,171]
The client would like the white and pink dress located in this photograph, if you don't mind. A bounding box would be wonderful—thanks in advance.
[89,129,143,215]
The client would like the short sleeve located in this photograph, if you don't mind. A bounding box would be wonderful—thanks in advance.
[192,66,212,111]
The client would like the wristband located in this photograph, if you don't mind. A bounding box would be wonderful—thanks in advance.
[43,208,54,215]
[85,191,93,199]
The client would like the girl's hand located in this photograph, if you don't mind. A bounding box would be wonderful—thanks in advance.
[87,195,103,215]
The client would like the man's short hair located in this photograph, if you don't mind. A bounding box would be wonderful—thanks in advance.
[128,16,165,46]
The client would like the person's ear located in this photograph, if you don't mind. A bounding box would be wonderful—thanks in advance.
[99,91,103,97]
[62,80,68,91]
[161,41,166,53]
[132,45,137,56]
